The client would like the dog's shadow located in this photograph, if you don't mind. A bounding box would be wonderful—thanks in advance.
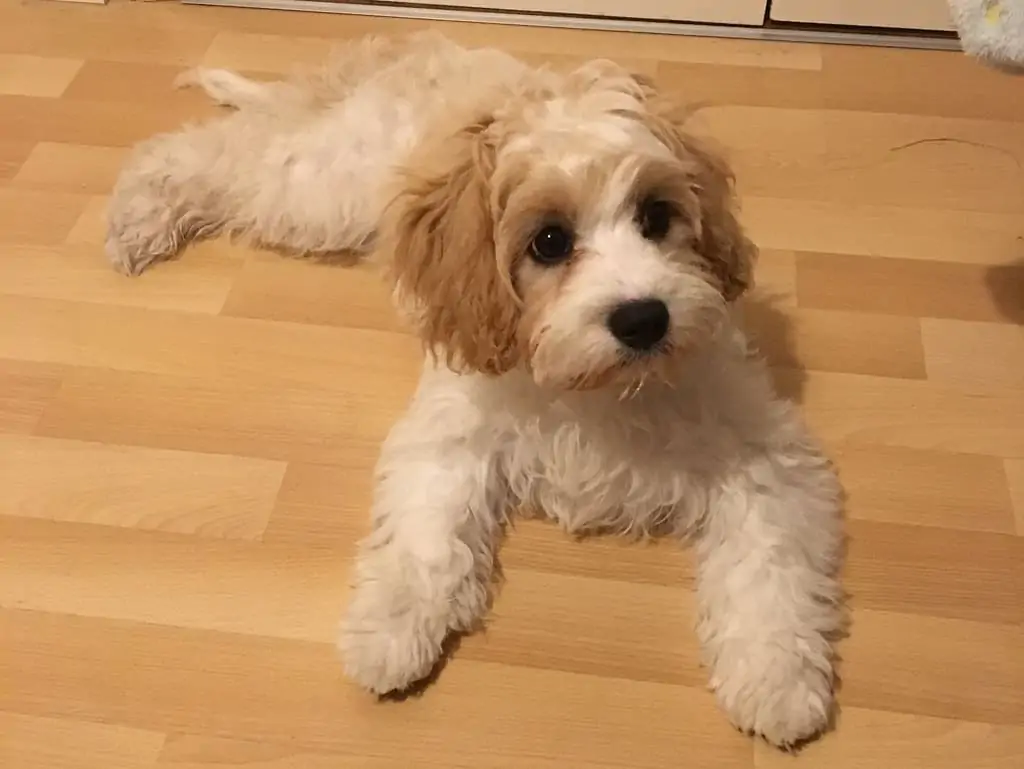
[737,292,808,405]
[378,633,466,703]
[985,256,1024,326]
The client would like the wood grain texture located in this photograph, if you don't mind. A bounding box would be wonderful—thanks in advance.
[0,518,343,639]
[0,187,86,244]
[1005,459,1024,535]
[839,610,1023,724]
[0,712,164,769]
[754,708,1024,769]
[36,367,407,464]
[0,359,65,435]
[0,140,34,180]
[0,435,285,536]
[220,254,406,333]
[200,32,334,72]
[843,519,1022,625]
[11,141,127,193]
[921,318,1024,391]
[62,60,187,103]
[1,1,1021,768]
[742,304,927,379]
[835,445,1017,533]
[1,93,217,147]
[746,203,1023,265]
[704,106,1024,214]
[0,243,242,313]
[65,194,110,244]
[0,53,82,97]
[797,370,1024,458]
[796,253,1024,320]
[0,609,751,769]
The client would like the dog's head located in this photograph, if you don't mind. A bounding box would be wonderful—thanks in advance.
[379,61,756,391]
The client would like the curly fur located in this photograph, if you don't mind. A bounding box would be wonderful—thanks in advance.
[107,31,846,749]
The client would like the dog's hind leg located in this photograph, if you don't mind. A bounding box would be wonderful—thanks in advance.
[108,59,395,275]
[107,111,381,276]
[106,121,242,276]
[175,68,274,109]
[175,68,310,111]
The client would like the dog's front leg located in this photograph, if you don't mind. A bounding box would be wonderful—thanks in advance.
[339,382,505,695]
[696,417,844,748]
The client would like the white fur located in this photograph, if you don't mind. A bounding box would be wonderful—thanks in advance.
[107,32,845,749]
[107,33,528,273]
[348,336,843,748]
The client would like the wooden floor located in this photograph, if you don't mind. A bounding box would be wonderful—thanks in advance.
[1,1,1023,767]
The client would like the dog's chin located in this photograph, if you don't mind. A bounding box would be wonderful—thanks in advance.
[529,341,682,394]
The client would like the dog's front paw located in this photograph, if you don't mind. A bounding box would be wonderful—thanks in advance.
[711,642,834,748]
[339,579,449,695]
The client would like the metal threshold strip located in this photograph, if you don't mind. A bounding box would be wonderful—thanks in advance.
[182,0,962,51]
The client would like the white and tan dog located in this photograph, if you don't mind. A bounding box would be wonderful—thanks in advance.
[107,32,845,749]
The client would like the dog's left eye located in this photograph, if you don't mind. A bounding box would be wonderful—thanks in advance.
[529,224,575,265]
[637,198,675,241]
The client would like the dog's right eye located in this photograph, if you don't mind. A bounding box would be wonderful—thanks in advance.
[529,224,575,266]
[637,198,675,242]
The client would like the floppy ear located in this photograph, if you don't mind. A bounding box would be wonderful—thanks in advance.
[677,130,757,301]
[632,82,757,301]
[378,118,522,375]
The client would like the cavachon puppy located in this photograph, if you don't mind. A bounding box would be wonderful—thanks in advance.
[107,31,845,749]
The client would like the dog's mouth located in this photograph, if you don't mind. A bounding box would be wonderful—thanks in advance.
[527,310,709,393]
[614,341,683,397]
[618,337,675,364]
[551,341,678,394]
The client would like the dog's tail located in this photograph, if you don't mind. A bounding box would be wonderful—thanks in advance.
[174,68,284,110]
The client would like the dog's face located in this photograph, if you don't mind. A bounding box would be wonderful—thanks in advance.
[381,63,756,391]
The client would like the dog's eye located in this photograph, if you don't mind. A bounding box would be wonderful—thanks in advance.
[637,198,675,241]
[529,224,575,265]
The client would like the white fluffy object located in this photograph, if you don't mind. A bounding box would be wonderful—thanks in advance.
[948,0,1024,70]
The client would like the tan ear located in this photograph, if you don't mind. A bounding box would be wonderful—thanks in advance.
[634,86,757,301]
[678,130,757,301]
[379,119,521,375]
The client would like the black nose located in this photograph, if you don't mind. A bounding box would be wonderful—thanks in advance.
[607,298,670,351]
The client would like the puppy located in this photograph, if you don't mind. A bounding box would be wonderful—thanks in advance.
[107,31,845,748]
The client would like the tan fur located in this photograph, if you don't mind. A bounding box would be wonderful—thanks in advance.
[381,113,524,376]
[679,132,758,301]
[382,67,755,383]
[628,95,758,301]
